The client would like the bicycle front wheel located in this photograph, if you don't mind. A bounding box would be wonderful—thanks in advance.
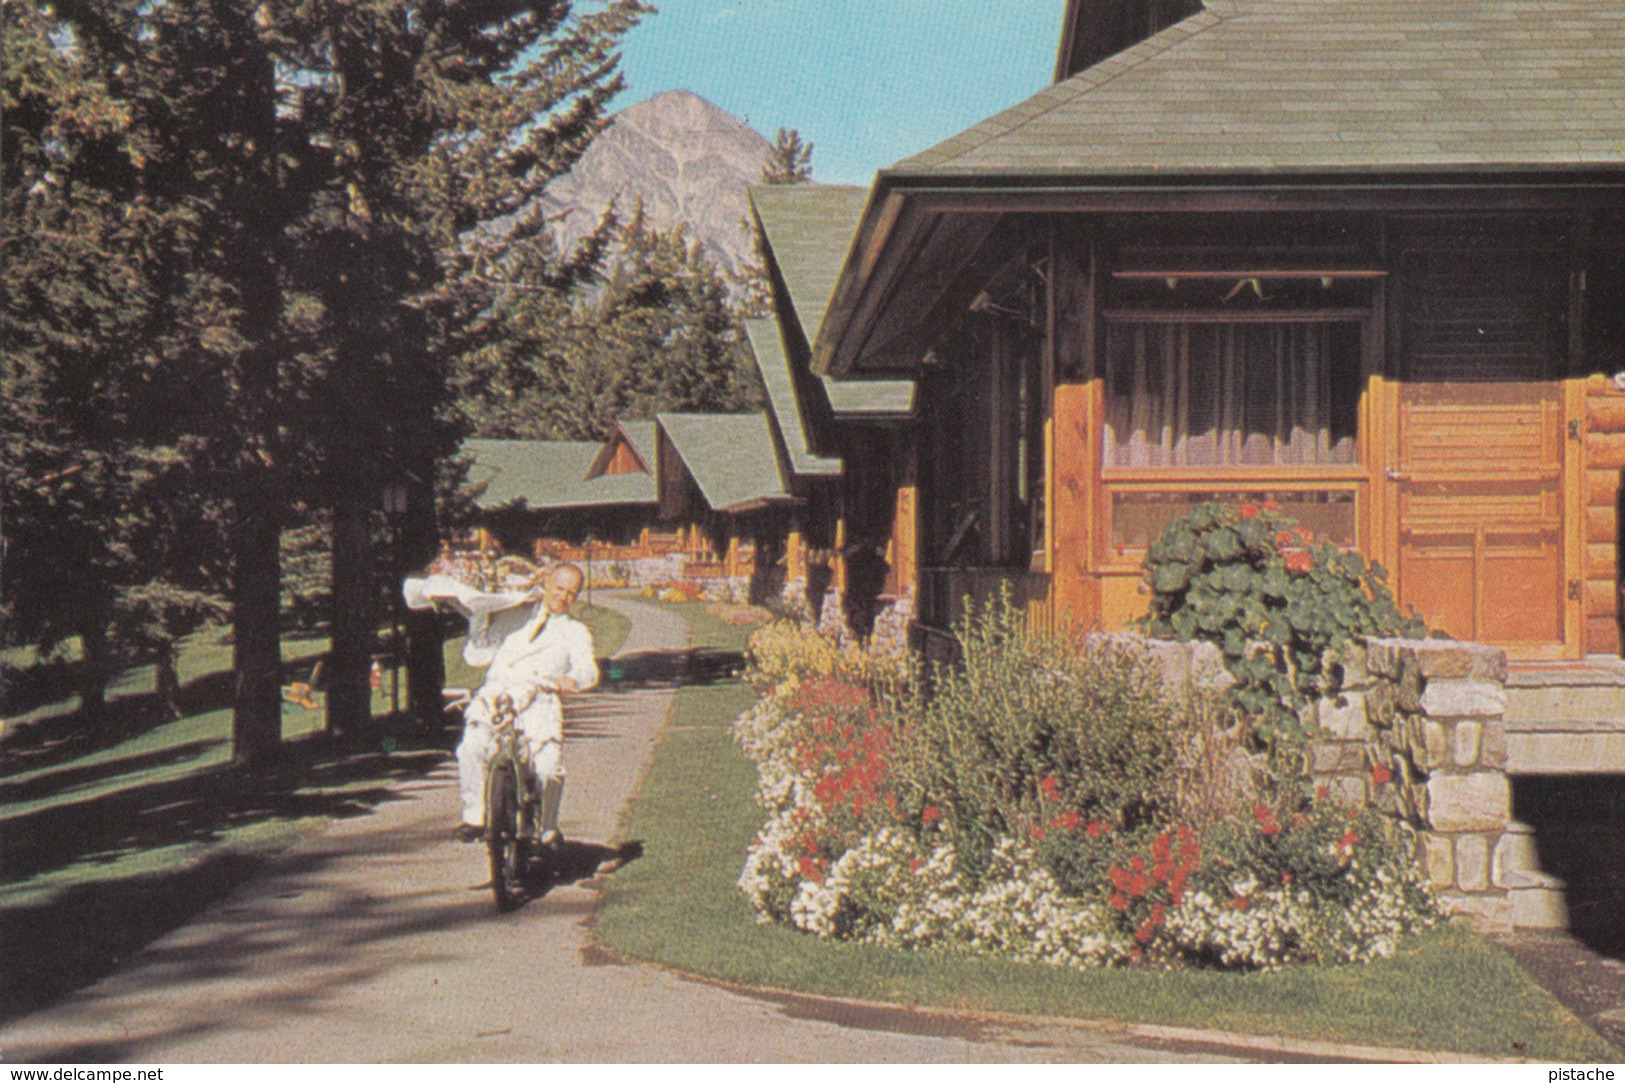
[486,760,526,912]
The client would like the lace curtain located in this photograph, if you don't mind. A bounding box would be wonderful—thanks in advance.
[1104,322,1358,468]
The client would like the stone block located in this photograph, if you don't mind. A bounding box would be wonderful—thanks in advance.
[1365,682,1397,728]
[1492,823,1541,888]
[1396,664,1424,713]
[1480,720,1508,770]
[1423,833,1455,889]
[1453,720,1482,767]
[1426,772,1511,833]
[1420,678,1507,718]
[1438,892,1513,935]
[1189,640,1235,694]
[1322,644,1371,691]
[1366,639,1401,679]
[1455,834,1490,892]
[1422,720,1450,769]
[1310,741,1367,775]
[1508,880,1571,930]
[1411,640,1509,682]
[1329,775,1366,809]
[1316,691,1369,740]
[1129,636,1191,699]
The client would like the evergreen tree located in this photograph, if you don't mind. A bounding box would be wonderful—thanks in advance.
[454,202,763,441]
[3,0,648,751]
[761,127,814,185]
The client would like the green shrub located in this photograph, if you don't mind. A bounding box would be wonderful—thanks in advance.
[1140,501,1425,742]
[889,594,1184,882]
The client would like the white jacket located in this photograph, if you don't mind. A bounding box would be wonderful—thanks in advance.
[464,609,599,741]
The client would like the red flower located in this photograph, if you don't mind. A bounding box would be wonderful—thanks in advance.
[1109,892,1129,911]
[1239,503,1260,518]
[909,858,924,875]
[1085,820,1110,838]
[1340,830,1360,852]
[1275,530,1296,549]
[1038,775,1060,801]
[1052,810,1084,833]
[1371,762,1392,786]
[1252,804,1281,836]
[1295,525,1313,542]
[1262,499,1280,511]
[1284,550,1313,574]
[921,804,941,825]
[798,856,824,882]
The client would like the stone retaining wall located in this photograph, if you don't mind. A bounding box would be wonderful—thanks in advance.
[1108,633,1516,932]
[1315,638,1513,931]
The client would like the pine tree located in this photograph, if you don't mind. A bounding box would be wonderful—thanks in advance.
[454,202,764,440]
[4,0,649,751]
[761,128,814,185]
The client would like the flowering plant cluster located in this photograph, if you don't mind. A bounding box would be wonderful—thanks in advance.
[705,602,774,628]
[644,580,705,603]
[744,619,905,695]
[735,603,1439,972]
[1140,501,1426,743]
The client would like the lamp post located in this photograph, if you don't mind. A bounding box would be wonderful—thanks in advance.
[381,479,409,718]
[584,532,595,607]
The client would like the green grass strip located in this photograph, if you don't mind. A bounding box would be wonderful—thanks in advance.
[594,602,1620,1062]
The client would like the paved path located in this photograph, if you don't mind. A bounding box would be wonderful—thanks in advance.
[0,596,1243,1064]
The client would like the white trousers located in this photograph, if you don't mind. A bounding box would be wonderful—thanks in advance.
[456,718,565,828]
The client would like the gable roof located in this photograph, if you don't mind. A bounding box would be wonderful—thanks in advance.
[895,0,1625,177]
[463,438,656,511]
[749,185,917,416]
[750,184,871,344]
[657,412,790,513]
[744,319,841,480]
[588,418,657,477]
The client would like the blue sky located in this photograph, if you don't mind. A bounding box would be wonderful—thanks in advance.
[612,0,1068,185]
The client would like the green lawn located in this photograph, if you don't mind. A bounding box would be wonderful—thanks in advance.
[594,602,1621,1063]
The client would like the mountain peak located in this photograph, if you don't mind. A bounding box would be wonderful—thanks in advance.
[540,90,775,277]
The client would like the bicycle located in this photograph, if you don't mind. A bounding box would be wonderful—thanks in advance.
[446,687,547,912]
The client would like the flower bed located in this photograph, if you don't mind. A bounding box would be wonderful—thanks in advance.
[734,610,1438,971]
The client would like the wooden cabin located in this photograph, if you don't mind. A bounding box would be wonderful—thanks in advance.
[748,187,919,636]
[460,414,794,597]
[770,0,1625,661]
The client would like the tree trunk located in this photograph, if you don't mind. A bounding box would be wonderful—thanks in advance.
[231,481,283,760]
[402,473,444,729]
[155,642,182,720]
[326,486,376,735]
[75,608,111,725]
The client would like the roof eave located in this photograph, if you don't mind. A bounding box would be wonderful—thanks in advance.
[813,164,1625,378]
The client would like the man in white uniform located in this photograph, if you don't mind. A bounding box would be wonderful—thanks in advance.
[453,563,598,845]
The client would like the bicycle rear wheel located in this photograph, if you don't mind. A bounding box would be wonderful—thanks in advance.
[486,760,526,912]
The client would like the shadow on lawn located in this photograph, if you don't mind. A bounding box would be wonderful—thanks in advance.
[0,725,449,1025]
[600,647,744,691]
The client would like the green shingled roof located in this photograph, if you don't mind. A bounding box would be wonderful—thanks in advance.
[463,438,656,511]
[657,413,789,512]
[749,185,916,417]
[895,0,1625,177]
[750,185,870,344]
[744,319,841,480]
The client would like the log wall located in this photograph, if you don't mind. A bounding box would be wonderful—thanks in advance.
[1585,373,1624,654]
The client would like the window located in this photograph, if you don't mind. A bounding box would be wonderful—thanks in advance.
[1103,320,1361,469]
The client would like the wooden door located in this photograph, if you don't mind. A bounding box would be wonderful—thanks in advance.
[1392,221,1575,656]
